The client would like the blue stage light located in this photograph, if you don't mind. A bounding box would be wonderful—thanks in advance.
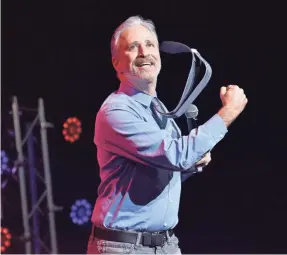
[70,199,92,225]
[1,150,10,175]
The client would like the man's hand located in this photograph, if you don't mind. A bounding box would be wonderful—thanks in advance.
[218,85,248,127]
[195,152,211,167]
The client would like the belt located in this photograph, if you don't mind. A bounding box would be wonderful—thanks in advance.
[92,226,174,247]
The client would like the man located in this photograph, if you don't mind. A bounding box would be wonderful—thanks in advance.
[87,15,247,254]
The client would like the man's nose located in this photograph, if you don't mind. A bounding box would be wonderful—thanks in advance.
[138,45,148,57]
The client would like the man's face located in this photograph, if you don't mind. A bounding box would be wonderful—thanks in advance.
[113,24,161,83]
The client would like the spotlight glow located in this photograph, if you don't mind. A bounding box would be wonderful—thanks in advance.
[62,117,82,143]
[1,227,12,253]
[70,199,92,225]
[1,150,10,175]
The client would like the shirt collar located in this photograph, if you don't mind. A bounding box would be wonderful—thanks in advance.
[117,82,156,108]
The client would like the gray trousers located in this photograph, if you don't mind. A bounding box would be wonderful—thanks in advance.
[86,230,182,254]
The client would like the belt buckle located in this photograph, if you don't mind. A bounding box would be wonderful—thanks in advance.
[142,232,166,247]
[151,232,164,247]
[142,233,152,247]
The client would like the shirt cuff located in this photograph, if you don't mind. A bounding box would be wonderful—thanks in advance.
[203,113,228,143]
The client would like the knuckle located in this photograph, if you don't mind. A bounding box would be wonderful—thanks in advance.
[228,85,240,91]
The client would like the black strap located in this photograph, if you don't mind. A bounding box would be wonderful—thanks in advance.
[156,41,212,118]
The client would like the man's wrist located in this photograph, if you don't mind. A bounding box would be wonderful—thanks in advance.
[217,106,239,128]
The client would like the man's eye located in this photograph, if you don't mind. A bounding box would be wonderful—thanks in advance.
[128,45,136,51]
[147,43,154,47]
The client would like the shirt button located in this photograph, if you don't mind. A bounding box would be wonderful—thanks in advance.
[169,199,172,203]
[163,223,167,227]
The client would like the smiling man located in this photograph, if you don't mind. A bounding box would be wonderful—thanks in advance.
[112,23,161,96]
[87,16,248,254]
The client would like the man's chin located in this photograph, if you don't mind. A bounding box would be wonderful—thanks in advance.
[122,71,158,84]
[138,75,157,83]
[138,70,159,80]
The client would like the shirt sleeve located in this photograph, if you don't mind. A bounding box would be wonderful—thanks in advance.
[94,103,228,172]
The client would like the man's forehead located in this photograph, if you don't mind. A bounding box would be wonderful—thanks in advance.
[119,25,157,44]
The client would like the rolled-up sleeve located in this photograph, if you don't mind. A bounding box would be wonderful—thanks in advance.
[94,103,227,172]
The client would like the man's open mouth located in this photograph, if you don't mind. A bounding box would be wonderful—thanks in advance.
[138,63,153,67]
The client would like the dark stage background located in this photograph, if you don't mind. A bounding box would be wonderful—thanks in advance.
[2,1,286,254]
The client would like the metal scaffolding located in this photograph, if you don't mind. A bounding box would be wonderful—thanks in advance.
[11,96,60,254]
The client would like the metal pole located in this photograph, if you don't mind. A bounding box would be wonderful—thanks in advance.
[26,123,40,254]
[38,98,58,254]
[12,96,32,254]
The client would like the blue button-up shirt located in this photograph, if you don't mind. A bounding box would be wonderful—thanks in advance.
[91,83,228,232]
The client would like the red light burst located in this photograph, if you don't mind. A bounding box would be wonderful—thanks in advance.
[1,227,12,253]
[62,117,82,143]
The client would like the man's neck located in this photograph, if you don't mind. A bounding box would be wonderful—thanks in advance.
[120,77,157,96]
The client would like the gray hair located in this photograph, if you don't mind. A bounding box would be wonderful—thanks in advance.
[111,15,159,58]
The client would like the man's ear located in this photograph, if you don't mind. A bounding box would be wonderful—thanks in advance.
[112,56,119,71]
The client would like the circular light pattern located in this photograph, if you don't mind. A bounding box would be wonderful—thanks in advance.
[62,117,82,143]
[1,227,12,253]
[1,150,10,175]
[70,199,92,225]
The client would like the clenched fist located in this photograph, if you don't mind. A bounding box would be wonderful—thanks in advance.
[220,85,247,111]
[218,85,248,127]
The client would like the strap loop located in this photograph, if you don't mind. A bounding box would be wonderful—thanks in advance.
[157,41,212,118]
